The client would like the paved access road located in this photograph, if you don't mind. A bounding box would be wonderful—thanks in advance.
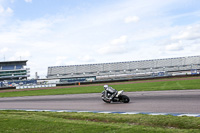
[0,89,200,114]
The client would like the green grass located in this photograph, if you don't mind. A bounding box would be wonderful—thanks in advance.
[113,78,200,91]
[0,78,200,97]
[0,110,199,133]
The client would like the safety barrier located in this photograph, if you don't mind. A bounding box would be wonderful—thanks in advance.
[16,84,56,89]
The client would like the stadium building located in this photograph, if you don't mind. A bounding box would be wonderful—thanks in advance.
[47,55,200,83]
[0,60,30,81]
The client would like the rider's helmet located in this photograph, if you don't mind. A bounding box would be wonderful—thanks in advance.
[104,85,108,90]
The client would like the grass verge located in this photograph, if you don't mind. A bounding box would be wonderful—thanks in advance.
[0,78,200,97]
[0,110,199,133]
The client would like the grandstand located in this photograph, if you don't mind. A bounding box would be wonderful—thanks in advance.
[47,55,200,82]
[0,60,30,81]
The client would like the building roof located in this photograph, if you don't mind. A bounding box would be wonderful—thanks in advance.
[0,60,28,65]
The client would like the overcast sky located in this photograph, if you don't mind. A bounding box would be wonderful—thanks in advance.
[0,0,200,78]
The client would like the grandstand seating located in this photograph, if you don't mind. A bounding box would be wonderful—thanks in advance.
[47,55,200,79]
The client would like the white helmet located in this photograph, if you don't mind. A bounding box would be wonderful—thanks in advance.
[104,85,108,89]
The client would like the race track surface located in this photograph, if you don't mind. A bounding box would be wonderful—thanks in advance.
[0,89,200,114]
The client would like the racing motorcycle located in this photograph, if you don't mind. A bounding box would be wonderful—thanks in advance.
[101,86,130,103]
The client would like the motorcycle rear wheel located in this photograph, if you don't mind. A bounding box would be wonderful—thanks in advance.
[121,95,130,103]
[102,99,111,103]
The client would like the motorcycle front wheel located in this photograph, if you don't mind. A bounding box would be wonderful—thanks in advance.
[121,95,130,103]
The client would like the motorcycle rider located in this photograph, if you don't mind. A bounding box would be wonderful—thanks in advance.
[103,85,118,102]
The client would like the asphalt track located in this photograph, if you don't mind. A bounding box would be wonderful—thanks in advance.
[0,89,200,114]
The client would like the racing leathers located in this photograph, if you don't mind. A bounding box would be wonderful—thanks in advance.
[103,85,117,102]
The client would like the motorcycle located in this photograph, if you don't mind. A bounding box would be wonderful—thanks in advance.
[101,89,130,103]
